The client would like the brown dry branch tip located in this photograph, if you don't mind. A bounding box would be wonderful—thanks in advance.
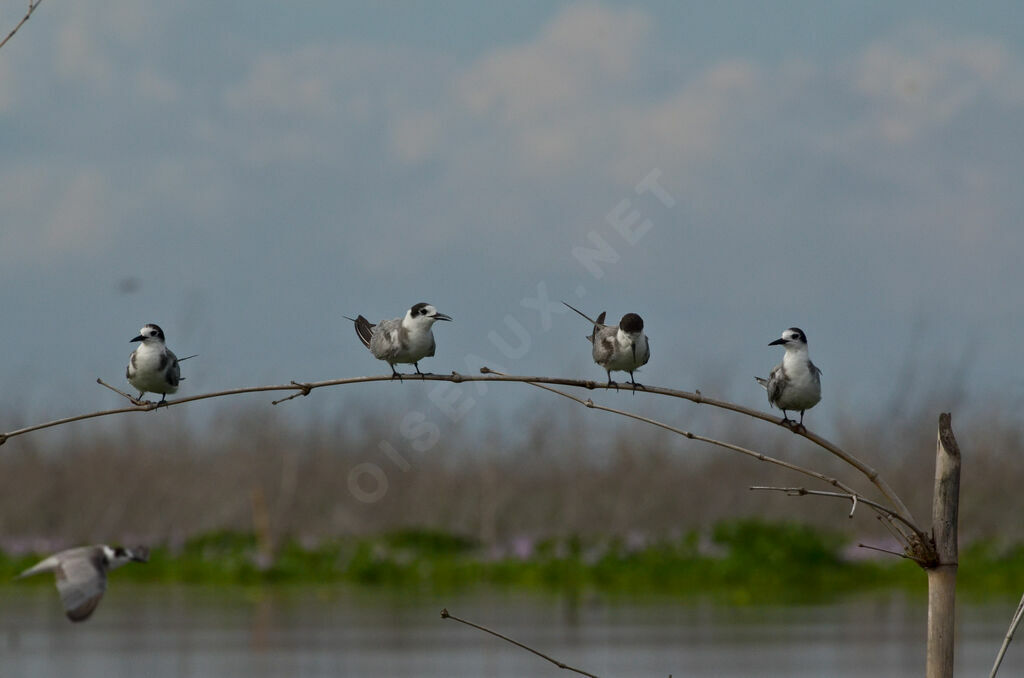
[440,608,601,678]
[0,0,44,52]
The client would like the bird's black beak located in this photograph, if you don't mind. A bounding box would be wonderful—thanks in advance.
[130,335,145,343]
[768,338,786,346]
[131,546,150,563]
[433,312,453,322]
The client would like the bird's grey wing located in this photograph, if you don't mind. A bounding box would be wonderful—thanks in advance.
[370,318,402,360]
[126,350,138,380]
[809,360,823,378]
[592,327,615,364]
[754,376,769,389]
[765,364,786,407]
[55,552,107,623]
[426,332,436,357]
[637,335,650,366]
[165,349,181,387]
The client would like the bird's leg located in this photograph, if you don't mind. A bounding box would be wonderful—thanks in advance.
[390,365,403,382]
[414,362,426,379]
[629,372,645,392]
[606,372,618,392]
[780,409,794,426]
[156,394,168,408]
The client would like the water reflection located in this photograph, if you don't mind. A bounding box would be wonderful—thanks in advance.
[0,585,1015,677]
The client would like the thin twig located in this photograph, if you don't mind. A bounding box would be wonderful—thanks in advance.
[271,381,313,405]
[990,592,1024,678]
[0,0,44,52]
[857,543,915,561]
[440,608,600,678]
[746,486,920,541]
[876,514,913,551]
[97,378,147,405]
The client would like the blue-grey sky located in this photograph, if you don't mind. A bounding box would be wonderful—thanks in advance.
[1,1,1023,434]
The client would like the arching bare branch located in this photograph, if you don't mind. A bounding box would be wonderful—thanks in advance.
[0,368,923,542]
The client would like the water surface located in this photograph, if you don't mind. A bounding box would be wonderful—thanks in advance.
[0,586,1015,677]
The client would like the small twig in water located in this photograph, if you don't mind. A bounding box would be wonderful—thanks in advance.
[440,608,600,678]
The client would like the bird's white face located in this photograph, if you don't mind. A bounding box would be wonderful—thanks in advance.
[131,324,165,344]
[771,327,808,350]
[405,303,452,328]
[104,545,149,570]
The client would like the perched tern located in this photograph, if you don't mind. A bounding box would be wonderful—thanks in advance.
[346,302,452,379]
[563,302,650,389]
[127,324,190,405]
[756,327,822,427]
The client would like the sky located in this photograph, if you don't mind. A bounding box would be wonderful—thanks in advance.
[1,1,1023,440]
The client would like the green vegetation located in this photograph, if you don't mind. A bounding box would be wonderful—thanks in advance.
[3,520,1022,602]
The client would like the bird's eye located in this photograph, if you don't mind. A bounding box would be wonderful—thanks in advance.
[421,308,428,315]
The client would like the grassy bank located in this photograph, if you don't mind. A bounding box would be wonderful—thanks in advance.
[4,520,1023,602]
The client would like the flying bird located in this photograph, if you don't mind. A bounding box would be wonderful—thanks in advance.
[563,302,650,389]
[127,324,191,405]
[756,327,822,427]
[16,545,149,622]
[346,302,452,379]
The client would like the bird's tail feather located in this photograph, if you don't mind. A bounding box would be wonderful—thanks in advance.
[591,311,606,343]
[754,376,768,390]
[348,315,374,349]
[16,555,59,579]
[562,301,599,326]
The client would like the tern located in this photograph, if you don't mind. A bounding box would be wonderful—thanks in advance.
[563,302,650,389]
[127,324,191,405]
[756,327,822,427]
[17,544,149,622]
[346,302,452,379]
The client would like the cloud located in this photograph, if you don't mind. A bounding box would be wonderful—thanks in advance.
[458,2,651,121]
[848,27,1024,143]
[0,165,119,264]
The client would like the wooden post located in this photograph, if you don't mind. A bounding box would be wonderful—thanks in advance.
[926,413,961,678]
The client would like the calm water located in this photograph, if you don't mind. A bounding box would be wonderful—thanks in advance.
[0,585,1016,677]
